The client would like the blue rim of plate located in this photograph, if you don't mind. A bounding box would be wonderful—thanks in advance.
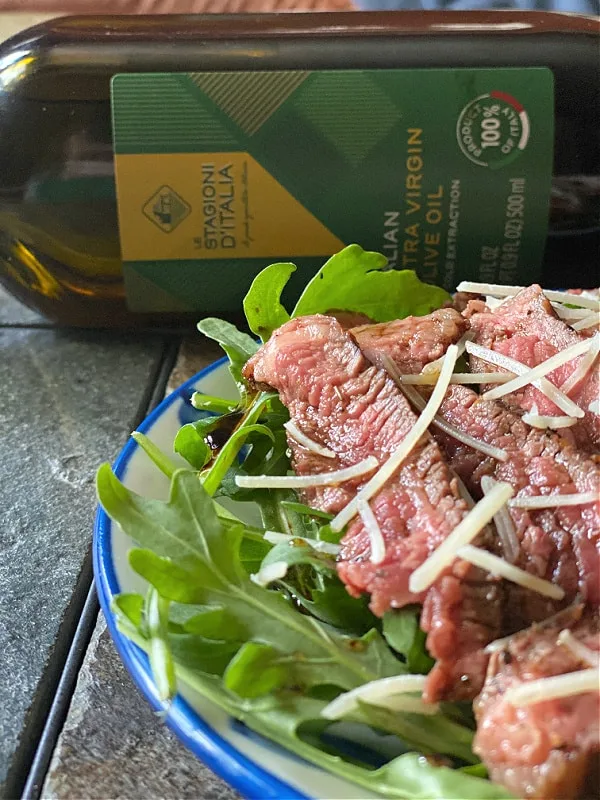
[93,357,311,800]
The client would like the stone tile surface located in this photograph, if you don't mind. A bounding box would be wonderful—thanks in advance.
[0,286,46,326]
[43,618,240,800]
[0,327,164,797]
[42,337,240,800]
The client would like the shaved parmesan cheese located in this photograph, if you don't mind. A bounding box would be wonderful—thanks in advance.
[480,337,595,405]
[572,313,600,332]
[481,476,520,564]
[485,296,509,311]
[401,383,509,463]
[423,332,472,375]
[484,634,514,654]
[284,421,336,459]
[560,334,599,395]
[456,282,600,311]
[263,530,340,556]
[458,544,564,600]
[321,675,438,720]
[400,372,513,386]
[466,341,585,418]
[509,491,598,509]
[330,345,459,533]
[590,399,600,416]
[551,303,594,321]
[408,482,513,594]
[557,630,600,668]
[250,561,288,587]
[357,498,386,564]
[505,668,599,707]
[522,412,577,430]
[235,456,378,490]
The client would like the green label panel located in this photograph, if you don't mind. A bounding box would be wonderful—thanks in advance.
[112,68,554,313]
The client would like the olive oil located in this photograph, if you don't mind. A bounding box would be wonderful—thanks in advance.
[0,12,598,327]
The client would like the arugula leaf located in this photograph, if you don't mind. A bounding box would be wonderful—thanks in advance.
[243,262,295,341]
[383,608,435,675]
[113,621,515,800]
[301,577,375,636]
[173,418,214,470]
[112,593,143,627]
[292,245,450,322]
[97,467,404,695]
[279,501,333,521]
[202,396,276,497]
[260,539,336,575]
[355,703,477,765]
[145,588,176,702]
[197,318,258,397]
[191,393,238,414]
[131,432,179,479]
[224,642,289,698]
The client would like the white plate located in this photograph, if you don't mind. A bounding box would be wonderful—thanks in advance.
[93,356,386,800]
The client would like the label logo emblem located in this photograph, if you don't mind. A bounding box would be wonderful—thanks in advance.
[143,185,191,233]
[457,92,530,168]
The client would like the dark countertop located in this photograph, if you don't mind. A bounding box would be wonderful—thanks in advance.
[0,288,238,800]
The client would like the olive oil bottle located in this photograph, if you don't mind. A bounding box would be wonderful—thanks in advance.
[0,12,598,327]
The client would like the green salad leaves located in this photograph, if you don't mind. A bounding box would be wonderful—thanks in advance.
[243,244,450,341]
[97,246,514,799]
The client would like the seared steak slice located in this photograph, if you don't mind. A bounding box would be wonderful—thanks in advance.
[244,315,466,544]
[353,312,600,699]
[243,314,472,617]
[245,314,503,703]
[468,285,599,449]
[474,606,600,800]
[351,308,467,374]
[434,385,600,610]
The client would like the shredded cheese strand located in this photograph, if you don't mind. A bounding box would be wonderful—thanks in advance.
[557,630,600,668]
[458,544,565,600]
[357,498,386,564]
[330,345,459,533]
[466,341,585,418]
[264,530,340,556]
[250,561,288,588]
[560,334,599,395]
[284,420,336,459]
[479,337,594,405]
[400,383,508,463]
[522,412,577,430]
[400,372,513,386]
[481,476,520,564]
[504,668,599,707]
[321,675,437,720]
[484,634,514,654]
[408,482,513,594]
[572,312,600,332]
[551,303,595,321]
[509,491,598,509]
[235,456,378,490]
[456,282,600,311]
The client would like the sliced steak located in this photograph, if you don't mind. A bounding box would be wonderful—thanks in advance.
[474,606,600,800]
[468,285,600,449]
[353,311,600,700]
[434,385,600,609]
[351,308,467,374]
[243,314,473,618]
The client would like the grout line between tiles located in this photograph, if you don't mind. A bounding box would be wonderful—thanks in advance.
[13,336,182,800]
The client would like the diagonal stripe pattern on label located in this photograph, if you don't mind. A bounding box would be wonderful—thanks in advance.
[189,71,309,136]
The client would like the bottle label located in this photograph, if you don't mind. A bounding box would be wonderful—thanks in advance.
[111,68,554,312]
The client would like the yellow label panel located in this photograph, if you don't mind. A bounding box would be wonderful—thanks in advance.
[115,152,344,262]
